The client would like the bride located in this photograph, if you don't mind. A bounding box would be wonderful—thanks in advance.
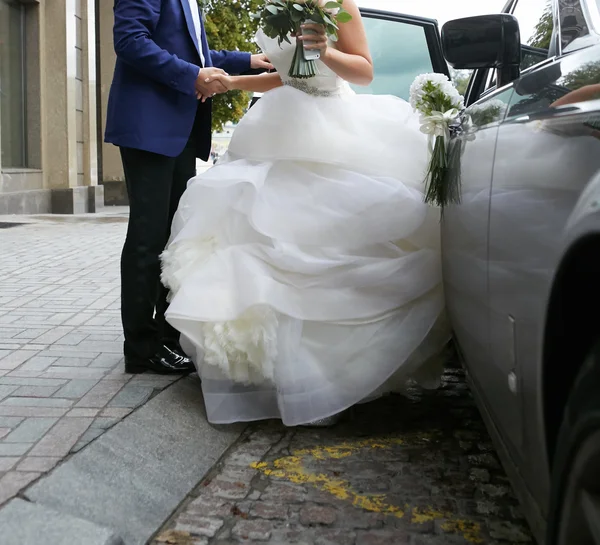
[160,0,449,427]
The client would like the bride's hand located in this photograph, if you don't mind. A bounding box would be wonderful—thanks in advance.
[197,74,236,102]
[298,23,328,58]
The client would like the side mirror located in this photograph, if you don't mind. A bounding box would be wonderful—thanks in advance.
[442,14,521,87]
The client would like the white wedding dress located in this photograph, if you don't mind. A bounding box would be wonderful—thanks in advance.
[160,30,450,426]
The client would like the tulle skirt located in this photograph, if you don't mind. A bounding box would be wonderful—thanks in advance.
[161,85,450,426]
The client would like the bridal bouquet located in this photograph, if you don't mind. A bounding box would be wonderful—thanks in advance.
[409,73,464,208]
[253,0,352,78]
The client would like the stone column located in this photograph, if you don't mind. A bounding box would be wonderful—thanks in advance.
[40,0,102,213]
[97,0,127,205]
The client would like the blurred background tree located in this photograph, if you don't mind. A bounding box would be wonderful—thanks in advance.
[450,68,471,96]
[529,2,553,49]
[201,0,262,131]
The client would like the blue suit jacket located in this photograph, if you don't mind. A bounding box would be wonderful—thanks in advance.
[104,0,251,160]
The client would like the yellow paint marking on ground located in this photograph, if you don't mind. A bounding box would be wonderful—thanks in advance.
[249,436,483,543]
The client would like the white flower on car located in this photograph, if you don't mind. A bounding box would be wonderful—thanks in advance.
[419,109,460,137]
[408,72,466,207]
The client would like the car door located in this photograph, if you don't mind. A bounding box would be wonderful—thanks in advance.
[488,0,600,512]
[443,0,560,473]
[353,9,449,99]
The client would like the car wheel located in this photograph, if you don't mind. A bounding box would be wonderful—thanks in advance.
[547,343,600,545]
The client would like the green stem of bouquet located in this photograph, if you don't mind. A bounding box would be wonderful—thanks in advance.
[289,40,317,79]
[424,135,461,209]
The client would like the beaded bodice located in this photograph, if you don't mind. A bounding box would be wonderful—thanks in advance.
[255,29,351,97]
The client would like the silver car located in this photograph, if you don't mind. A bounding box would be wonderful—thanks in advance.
[440,1,600,543]
[250,2,600,541]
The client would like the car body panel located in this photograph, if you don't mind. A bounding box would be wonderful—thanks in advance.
[442,1,600,538]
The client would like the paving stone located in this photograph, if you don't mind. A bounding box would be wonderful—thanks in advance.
[204,478,251,500]
[70,427,105,453]
[0,498,125,545]
[0,377,67,387]
[18,356,58,372]
[12,385,61,397]
[0,384,18,401]
[0,416,25,428]
[300,504,338,526]
[16,456,62,472]
[0,351,37,370]
[75,380,125,408]
[0,406,68,417]
[43,367,108,380]
[0,443,33,456]
[53,379,99,398]
[28,417,93,457]
[4,417,59,443]
[100,407,132,418]
[355,530,410,545]
[0,457,20,471]
[0,471,41,505]
[251,502,289,520]
[52,357,95,367]
[1,397,73,408]
[232,520,274,541]
[108,385,153,409]
[66,408,101,417]
[90,353,124,368]
[174,516,224,538]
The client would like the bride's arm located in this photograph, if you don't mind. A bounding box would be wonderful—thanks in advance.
[206,72,283,94]
[300,0,373,86]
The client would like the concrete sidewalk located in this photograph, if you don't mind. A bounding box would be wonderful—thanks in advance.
[0,210,245,544]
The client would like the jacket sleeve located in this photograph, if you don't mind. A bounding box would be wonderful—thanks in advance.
[113,0,199,95]
[210,50,252,75]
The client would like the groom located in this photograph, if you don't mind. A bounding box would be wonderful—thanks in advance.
[105,0,272,374]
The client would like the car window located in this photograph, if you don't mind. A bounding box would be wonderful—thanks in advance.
[480,0,554,95]
[351,17,434,100]
[512,0,553,50]
[559,0,591,52]
[465,87,514,129]
[512,0,553,68]
[507,46,600,118]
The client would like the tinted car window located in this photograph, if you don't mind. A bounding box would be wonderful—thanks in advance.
[559,0,590,52]
[351,18,433,100]
[482,0,554,94]
[512,0,554,69]
[507,46,600,118]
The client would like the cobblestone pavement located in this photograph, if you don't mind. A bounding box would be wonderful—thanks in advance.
[153,365,534,545]
[0,211,179,506]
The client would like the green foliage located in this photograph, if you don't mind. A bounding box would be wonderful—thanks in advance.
[254,0,351,78]
[201,0,263,131]
[255,0,350,45]
[451,69,470,96]
[529,3,553,49]
[561,62,600,91]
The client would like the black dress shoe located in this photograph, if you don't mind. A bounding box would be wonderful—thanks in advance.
[124,345,195,375]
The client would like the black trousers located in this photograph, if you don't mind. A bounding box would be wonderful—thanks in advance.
[119,137,197,360]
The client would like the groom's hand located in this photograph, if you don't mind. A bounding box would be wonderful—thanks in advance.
[195,67,228,101]
[250,54,274,71]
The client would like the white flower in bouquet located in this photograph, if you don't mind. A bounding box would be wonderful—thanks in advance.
[409,73,464,118]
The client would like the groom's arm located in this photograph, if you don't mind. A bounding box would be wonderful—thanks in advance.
[210,50,252,75]
[113,0,199,96]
